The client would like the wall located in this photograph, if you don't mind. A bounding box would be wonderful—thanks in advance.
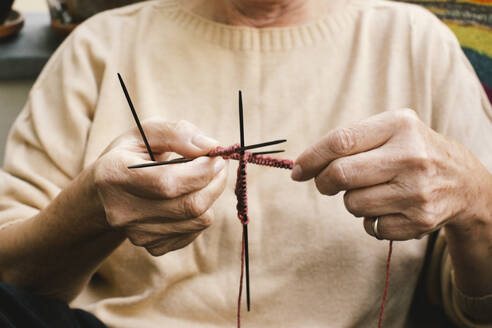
[0,1,47,164]
[0,80,35,165]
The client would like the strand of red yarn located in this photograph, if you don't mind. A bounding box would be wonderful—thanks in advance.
[378,240,393,328]
[208,145,392,328]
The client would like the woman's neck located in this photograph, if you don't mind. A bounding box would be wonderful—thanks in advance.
[183,0,344,28]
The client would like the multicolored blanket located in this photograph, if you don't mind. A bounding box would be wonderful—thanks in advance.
[397,0,492,103]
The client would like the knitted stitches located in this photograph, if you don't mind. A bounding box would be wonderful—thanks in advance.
[209,144,391,328]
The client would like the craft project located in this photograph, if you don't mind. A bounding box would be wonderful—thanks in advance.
[117,73,392,328]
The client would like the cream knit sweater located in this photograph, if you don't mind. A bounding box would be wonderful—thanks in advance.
[1,0,492,327]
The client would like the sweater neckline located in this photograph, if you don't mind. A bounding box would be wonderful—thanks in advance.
[155,0,370,52]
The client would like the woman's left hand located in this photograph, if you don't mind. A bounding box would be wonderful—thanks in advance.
[291,108,492,241]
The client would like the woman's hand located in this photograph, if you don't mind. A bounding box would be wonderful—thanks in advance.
[291,109,492,241]
[93,118,228,256]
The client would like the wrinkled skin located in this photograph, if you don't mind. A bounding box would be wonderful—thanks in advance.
[292,109,491,240]
[292,108,492,297]
[94,118,228,256]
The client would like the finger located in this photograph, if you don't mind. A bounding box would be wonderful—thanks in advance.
[292,109,418,181]
[343,183,410,217]
[363,215,425,241]
[105,167,227,226]
[145,232,200,257]
[127,210,213,248]
[129,209,214,237]
[124,156,227,199]
[314,148,399,195]
[129,118,220,158]
[127,230,177,248]
[155,166,227,220]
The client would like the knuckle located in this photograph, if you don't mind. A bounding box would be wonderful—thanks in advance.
[406,152,431,171]
[128,234,150,247]
[146,246,166,257]
[157,175,179,198]
[343,192,359,216]
[314,176,331,195]
[396,108,419,124]
[174,119,196,133]
[105,212,126,228]
[411,180,435,204]
[195,215,213,230]
[140,117,168,134]
[415,216,437,234]
[413,204,439,233]
[94,159,120,189]
[327,127,356,155]
[396,109,423,132]
[328,161,349,189]
[182,194,208,219]
[403,148,436,178]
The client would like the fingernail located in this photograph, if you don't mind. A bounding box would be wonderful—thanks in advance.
[213,158,226,174]
[291,164,303,181]
[192,134,218,150]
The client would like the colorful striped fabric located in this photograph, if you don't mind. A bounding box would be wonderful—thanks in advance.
[396,0,492,103]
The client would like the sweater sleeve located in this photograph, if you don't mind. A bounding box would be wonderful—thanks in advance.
[0,23,106,230]
[427,231,492,327]
[408,6,492,327]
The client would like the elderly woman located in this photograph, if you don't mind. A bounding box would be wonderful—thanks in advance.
[0,0,491,327]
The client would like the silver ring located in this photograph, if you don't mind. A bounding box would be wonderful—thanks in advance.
[371,217,383,240]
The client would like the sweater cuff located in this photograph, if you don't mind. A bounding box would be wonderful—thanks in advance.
[440,250,492,327]
[451,270,492,324]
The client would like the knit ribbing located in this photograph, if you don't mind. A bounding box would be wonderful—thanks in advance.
[154,0,371,51]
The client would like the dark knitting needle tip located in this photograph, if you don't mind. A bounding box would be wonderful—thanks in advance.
[244,225,251,312]
[118,73,156,162]
[252,150,285,156]
[128,157,193,169]
[240,139,286,152]
[239,91,245,149]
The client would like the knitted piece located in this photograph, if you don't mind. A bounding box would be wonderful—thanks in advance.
[208,144,294,170]
[209,145,391,328]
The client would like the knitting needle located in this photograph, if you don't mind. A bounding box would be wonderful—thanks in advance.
[239,90,251,312]
[127,141,287,169]
[252,150,285,156]
[129,157,194,169]
[128,149,285,169]
[118,73,155,161]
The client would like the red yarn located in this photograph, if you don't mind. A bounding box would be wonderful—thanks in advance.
[378,240,393,328]
[208,145,392,328]
[235,153,249,225]
[208,144,294,170]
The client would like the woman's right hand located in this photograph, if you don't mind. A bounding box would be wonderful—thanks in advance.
[93,118,228,256]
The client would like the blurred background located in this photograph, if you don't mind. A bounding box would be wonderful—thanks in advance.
[1,0,46,164]
[0,0,145,163]
[14,0,47,12]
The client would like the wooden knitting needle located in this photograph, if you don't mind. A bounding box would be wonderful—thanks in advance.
[239,90,251,312]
